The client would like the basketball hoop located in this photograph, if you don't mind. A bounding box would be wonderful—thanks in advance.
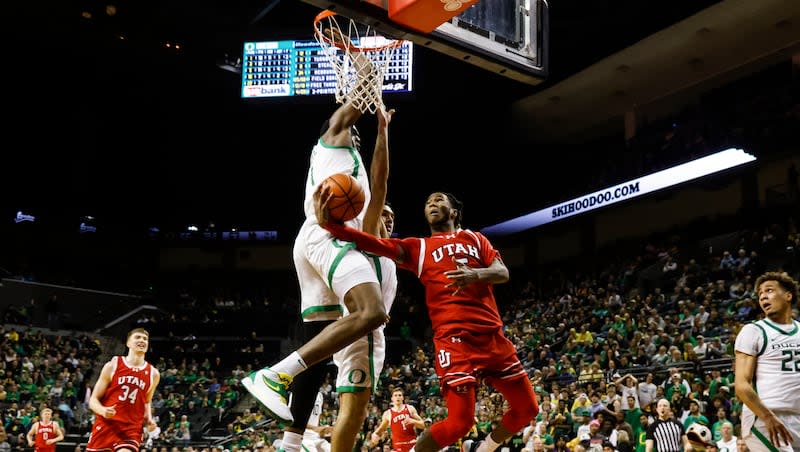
[314,10,403,114]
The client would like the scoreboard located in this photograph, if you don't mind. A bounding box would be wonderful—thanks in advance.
[241,39,413,98]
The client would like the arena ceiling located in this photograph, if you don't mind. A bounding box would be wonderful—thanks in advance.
[4,0,797,234]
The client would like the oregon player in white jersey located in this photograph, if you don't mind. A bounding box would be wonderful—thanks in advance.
[734,271,800,452]
[242,102,392,427]
[295,121,374,323]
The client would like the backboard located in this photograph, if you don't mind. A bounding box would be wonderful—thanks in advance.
[297,0,548,85]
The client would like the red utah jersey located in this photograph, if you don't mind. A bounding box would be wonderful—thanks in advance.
[389,404,417,450]
[395,229,503,334]
[99,356,153,427]
[34,421,57,451]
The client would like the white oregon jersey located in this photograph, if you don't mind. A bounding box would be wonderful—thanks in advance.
[303,139,371,226]
[735,319,800,415]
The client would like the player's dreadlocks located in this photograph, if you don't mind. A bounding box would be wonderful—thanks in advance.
[442,192,463,229]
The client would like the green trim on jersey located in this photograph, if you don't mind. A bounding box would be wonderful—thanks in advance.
[762,319,799,336]
[327,241,357,288]
[750,417,780,452]
[753,322,769,356]
[301,305,343,319]
[336,385,369,393]
[367,254,383,283]
[336,334,376,393]
[314,137,362,181]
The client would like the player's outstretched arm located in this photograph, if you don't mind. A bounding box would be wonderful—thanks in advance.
[320,26,370,148]
[314,184,408,262]
[363,106,395,237]
[370,410,391,445]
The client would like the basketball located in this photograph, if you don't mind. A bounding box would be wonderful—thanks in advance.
[322,173,365,222]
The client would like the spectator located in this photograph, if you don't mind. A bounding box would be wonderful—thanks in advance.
[615,375,640,411]
[716,421,737,452]
[638,374,658,410]
[682,400,708,429]
[719,251,736,272]
[692,336,708,360]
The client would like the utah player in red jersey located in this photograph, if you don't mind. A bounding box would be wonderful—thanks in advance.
[315,191,539,452]
[26,407,64,452]
[370,388,425,452]
[86,328,160,452]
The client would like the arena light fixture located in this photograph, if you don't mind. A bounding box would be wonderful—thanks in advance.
[481,147,756,236]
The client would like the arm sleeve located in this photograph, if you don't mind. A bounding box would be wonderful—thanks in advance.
[325,223,405,262]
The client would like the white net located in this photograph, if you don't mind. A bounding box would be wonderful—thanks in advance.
[314,11,402,114]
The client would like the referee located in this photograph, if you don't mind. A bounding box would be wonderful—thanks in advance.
[646,398,687,452]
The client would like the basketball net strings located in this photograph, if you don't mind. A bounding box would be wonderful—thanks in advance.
[334,20,397,113]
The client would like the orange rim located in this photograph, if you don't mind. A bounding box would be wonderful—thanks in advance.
[313,9,403,52]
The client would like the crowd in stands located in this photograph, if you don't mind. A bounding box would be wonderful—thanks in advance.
[0,328,102,450]
[6,210,797,452]
[1,230,797,452]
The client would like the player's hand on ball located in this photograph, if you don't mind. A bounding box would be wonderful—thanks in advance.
[314,184,334,225]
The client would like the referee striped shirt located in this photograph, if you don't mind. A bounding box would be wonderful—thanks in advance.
[646,418,685,452]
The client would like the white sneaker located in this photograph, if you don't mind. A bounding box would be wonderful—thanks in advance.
[241,367,294,422]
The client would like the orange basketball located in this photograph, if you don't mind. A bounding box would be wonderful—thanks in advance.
[322,173,365,222]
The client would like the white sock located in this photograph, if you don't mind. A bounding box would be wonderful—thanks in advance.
[271,351,308,378]
[476,434,500,452]
[280,431,303,452]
